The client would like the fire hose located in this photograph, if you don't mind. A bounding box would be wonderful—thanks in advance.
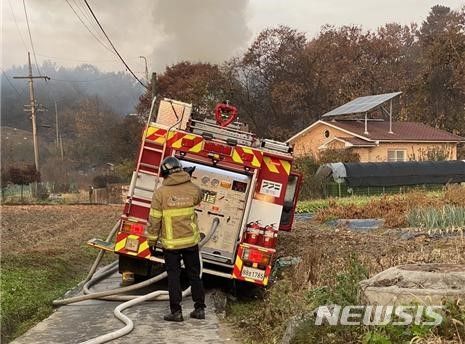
[53,217,220,344]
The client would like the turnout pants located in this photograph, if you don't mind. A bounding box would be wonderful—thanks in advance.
[163,245,206,313]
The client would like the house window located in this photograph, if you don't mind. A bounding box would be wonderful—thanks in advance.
[387,149,406,162]
[324,129,330,138]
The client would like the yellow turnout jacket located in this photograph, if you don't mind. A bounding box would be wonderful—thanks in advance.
[147,171,203,250]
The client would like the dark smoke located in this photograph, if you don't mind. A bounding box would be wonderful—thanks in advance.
[151,0,251,70]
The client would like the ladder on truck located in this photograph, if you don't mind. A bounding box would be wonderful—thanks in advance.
[123,98,189,227]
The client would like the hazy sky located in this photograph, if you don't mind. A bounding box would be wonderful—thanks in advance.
[2,0,464,77]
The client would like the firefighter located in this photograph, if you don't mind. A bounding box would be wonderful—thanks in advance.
[147,156,206,322]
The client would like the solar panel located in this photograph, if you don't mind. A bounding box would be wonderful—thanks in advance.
[321,92,402,117]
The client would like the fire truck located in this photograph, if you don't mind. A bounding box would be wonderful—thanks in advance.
[89,99,302,287]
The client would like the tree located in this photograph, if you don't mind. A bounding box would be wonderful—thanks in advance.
[8,165,40,201]
[1,168,10,201]
[227,26,310,139]
[406,6,465,134]
[137,62,232,119]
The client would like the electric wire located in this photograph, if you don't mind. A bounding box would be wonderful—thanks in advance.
[7,0,29,52]
[49,75,120,83]
[72,0,108,46]
[22,0,42,75]
[82,0,148,90]
[64,0,115,56]
[36,53,140,63]
[2,70,22,96]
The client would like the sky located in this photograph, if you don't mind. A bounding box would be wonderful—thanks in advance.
[2,0,464,77]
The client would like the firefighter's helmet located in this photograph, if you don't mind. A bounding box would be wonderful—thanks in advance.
[160,156,183,177]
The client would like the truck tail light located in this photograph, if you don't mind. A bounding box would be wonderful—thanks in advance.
[242,248,271,266]
[122,221,145,235]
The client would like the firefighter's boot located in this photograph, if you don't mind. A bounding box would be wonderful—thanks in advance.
[120,271,135,287]
[189,308,205,320]
[163,311,184,322]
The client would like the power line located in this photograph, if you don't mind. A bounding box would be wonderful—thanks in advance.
[36,53,140,63]
[22,0,42,75]
[49,75,121,83]
[64,0,115,55]
[2,70,22,96]
[82,0,148,90]
[72,0,107,44]
[7,0,29,52]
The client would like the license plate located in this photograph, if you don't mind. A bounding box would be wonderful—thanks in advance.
[125,238,139,252]
[241,266,265,281]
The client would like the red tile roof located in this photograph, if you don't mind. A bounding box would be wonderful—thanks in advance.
[326,120,464,142]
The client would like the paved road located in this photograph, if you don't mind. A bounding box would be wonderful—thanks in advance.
[11,270,237,344]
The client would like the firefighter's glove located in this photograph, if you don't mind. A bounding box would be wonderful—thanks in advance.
[146,234,158,248]
[183,166,196,176]
[149,245,157,255]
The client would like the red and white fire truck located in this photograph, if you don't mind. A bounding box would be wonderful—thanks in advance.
[89,99,302,286]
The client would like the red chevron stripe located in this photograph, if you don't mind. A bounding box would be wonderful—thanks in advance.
[138,248,151,258]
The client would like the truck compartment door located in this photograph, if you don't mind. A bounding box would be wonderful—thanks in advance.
[181,160,252,264]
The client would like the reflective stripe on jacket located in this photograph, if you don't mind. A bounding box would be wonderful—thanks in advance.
[147,170,203,250]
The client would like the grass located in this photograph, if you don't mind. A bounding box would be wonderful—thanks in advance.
[407,206,465,231]
[307,186,465,228]
[0,247,107,343]
[227,256,465,344]
[297,195,376,213]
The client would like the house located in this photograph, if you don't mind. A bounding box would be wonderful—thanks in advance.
[287,92,464,162]
[287,119,464,162]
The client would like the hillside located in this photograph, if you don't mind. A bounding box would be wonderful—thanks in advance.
[1,126,52,167]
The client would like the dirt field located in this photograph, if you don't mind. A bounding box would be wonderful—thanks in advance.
[278,220,465,287]
[1,204,122,342]
[1,205,121,255]
[1,205,464,343]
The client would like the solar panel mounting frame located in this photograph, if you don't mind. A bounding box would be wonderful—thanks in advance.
[321,92,402,118]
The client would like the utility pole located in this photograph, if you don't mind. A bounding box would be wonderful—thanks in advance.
[13,52,50,172]
[151,72,157,100]
[59,135,64,161]
[139,56,149,81]
[55,101,59,150]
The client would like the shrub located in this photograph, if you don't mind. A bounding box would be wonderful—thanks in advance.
[114,160,135,183]
[52,183,71,193]
[292,256,368,344]
[314,192,444,228]
[444,184,465,206]
[92,174,122,188]
[294,157,324,199]
[318,148,360,164]
[35,183,50,201]
[8,165,40,185]
[228,280,306,343]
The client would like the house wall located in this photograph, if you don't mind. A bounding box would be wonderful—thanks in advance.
[363,143,457,162]
[291,122,458,161]
[292,122,355,159]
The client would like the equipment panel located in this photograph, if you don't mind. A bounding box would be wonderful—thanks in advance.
[181,160,251,263]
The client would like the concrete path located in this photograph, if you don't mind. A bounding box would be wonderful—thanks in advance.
[11,270,237,344]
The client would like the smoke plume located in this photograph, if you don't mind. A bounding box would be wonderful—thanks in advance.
[151,0,251,71]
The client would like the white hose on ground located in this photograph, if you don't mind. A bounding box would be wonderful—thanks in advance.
[53,217,219,305]
[76,217,220,344]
